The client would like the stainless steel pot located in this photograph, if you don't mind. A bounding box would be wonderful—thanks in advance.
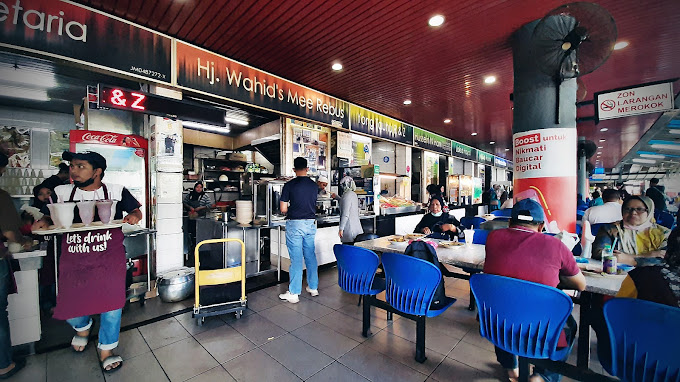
[157,267,195,302]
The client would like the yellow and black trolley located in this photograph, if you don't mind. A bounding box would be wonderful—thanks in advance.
[193,238,247,325]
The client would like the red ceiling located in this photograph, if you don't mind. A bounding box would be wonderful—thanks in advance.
[77,0,680,168]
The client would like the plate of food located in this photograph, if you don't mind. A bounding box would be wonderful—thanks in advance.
[405,233,426,240]
[388,236,406,243]
[438,241,464,248]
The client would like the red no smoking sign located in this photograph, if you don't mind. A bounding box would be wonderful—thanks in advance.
[600,99,615,111]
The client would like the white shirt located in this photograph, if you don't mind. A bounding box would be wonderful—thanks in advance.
[583,201,622,225]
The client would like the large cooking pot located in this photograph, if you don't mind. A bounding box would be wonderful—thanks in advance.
[157,267,195,302]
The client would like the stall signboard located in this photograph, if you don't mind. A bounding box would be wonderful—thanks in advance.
[476,150,494,166]
[0,0,172,83]
[451,141,476,161]
[348,106,413,144]
[595,81,674,121]
[176,41,349,128]
[494,156,508,168]
[413,128,452,155]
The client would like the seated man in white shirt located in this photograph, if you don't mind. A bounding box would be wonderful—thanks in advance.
[583,189,622,225]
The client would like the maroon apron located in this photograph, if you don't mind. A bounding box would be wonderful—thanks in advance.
[52,185,126,320]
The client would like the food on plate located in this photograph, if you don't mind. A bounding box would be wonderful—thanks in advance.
[438,241,464,248]
[379,196,418,208]
[405,233,425,240]
[388,236,406,242]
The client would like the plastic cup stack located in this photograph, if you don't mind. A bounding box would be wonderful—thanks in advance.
[235,200,253,225]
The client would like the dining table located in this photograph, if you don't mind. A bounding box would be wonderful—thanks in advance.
[355,235,626,379]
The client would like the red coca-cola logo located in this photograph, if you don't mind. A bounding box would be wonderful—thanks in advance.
[81,132,120,144]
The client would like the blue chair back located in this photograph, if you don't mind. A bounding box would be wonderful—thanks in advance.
[470,229,489,244]
[470,274,574,361]
[381,252,441,316]
[333,244,382,295]
[590,223,605,237]
[461,216,485,229]
[603,298,680,382]
[654,210,675,229]
[576,210,585,221]
[491,209,512,217]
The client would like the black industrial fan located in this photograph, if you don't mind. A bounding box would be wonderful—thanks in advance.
[578,139,597,176]
[532,2,617,123]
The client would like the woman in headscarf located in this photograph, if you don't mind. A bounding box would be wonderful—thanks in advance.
[183,182,212,218]
[593,195,670,266]
[338,176,363,244]
[414,196,464,241]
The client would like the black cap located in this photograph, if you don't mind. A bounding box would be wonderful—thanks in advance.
[62,151,107,171]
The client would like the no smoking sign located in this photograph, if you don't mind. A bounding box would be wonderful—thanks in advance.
[600,99,615,111]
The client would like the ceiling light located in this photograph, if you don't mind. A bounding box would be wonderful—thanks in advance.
[597,152,602,155]
[0,86,49,101]
[669,129,680,135]
[597,146,603,149]
[182,120,230,135]
[403,99,411,105]
[639,153,665,159]
[614,41,629,50]
[489,141,495,145]
[483,76,496,84]
[428,15,444,27]
[471,132,477,136]
[224,116,249,126]
[444,118,451,124]
[632,158,657,164]
[465,90,471,96]
[505,148,510,151]
[651,143,680,151]
[600,127,608,132]
[331,62,343,71]
[599,139,606,142]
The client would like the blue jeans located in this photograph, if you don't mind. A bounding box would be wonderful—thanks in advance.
[66,308,122,350]
[285,219,318,295]
[0,259,12,368]
[494,315,577,382]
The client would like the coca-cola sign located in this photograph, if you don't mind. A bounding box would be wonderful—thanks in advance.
[82,132,119,145]
[70,130,148,150]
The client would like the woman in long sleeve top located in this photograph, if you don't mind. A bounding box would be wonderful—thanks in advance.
[338,176,363,244]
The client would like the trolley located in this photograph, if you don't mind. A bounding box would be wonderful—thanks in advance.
[193,238,247,325]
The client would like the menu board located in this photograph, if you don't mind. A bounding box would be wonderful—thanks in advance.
[290,119,329,176]
[336,131,353,159]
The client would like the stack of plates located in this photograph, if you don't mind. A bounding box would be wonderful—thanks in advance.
[235,200,253,224]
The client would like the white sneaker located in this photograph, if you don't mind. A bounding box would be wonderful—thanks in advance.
[278,291,300,303]
[306,287,319,297]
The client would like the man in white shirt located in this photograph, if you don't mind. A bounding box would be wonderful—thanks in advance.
[583,189,622,224]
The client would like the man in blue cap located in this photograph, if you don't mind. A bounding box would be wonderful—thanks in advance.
[484,198,586,382]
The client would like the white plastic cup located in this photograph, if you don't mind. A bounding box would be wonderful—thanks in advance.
[47,202,76,229]
[464,229,475,246]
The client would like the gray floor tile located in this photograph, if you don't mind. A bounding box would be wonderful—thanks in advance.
[153,337,219,382]
[312,284,358,309]
[139,318,191,350]
[460,326,496,352]
[249,283,290,301]
[227,313,287,346]
[306,361,369,382]
[257,304,313,331]
[338,343,428,382]
[12,353,47,382]
[46,346,104,382]
[222,349,301,382]
[219,308,255,325]
[260,334,334,379]
[185,366,235,382]
[115,328,151,360]
[363,330,446,375]
[194,324,256,363]
[175,311,226,335]
[316,311,380,343]
[448,341,506,379]
[430,357,499,382]
[385,317,465,355]
[317,268,339,288]
[290,321,360,359]
[335,302,394,330]
[103,351,168,382]
[285,298,335,320]
[244,292,282,312]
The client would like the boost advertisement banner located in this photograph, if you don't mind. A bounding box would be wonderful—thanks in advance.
[413,127,452,155]
[348,105,413,144]
[513,127,577,232]
[0,0,172,82]
[176,41,349,128]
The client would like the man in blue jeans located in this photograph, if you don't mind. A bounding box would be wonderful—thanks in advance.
[279,157,320,303]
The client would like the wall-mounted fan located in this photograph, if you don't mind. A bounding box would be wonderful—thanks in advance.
[532,2,617,123]
[578,139,597,176]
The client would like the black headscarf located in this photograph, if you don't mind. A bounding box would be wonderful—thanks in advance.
[188,182,205,201]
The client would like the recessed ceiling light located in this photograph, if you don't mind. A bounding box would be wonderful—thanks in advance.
[444,118,451,124]
[599,139,606,142]
[614,41,629,50]
[600,127,608,132]
[505,148,510,151]
[331,62,343,71]
[651,143,680,151]
[633,158,657,164]
[471,132,477,136]
[403,99,411,105]
[428,15,445,27]
[597,146,603,149]
[489,141,495,145]
[597,152,602,155]
[640,153,665,159]
[484,76,496,84]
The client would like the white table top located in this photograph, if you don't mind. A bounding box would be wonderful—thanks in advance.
[355,236,626,296]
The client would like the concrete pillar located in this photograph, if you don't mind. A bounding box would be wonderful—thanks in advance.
[511,20,578,232]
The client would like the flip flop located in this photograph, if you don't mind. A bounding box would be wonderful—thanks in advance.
[100,355,123,373]
[0,358,26,379]
[71,335,89,352]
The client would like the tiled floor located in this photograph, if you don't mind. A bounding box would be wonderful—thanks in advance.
[14,267,606,381]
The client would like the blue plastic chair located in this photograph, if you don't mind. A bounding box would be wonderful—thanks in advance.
[590,223,605,237]
[470,229,489,244]
[602,298,680,382]
[491,209,512,217]
[576,210,585,221]
[654,210,675,229]
[377,252,456,362]
[470,274,575,381]
[333,244,385,299]
[461,216,485,229]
